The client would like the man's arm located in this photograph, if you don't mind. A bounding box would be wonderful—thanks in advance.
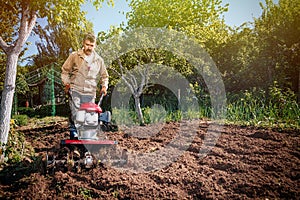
[61,53,74,86]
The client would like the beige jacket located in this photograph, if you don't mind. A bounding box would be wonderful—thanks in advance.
[61,49,109,97]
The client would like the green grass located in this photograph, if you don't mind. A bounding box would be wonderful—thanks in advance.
[112,83,299,131]
[225,84,299,130]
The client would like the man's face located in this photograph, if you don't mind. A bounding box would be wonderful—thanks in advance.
[83,39,95,56]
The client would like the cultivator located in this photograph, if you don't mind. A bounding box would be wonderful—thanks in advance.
[46,139,119,173]
[45,95,121,173]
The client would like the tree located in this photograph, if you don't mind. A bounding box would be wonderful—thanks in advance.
[125,0,230,98]
[205,0,300,96]
[254,0,300,97]
[127,0,230,53]
[214,26,263,92]
[0,0,114,147]
[32,20,94,68]
[101,0,229,123]
[98,28,157,125]
[98,26,224,125]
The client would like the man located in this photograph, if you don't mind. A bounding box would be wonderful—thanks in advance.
[61,32,109,139]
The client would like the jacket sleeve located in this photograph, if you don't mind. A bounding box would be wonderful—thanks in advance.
[61,53,74,86]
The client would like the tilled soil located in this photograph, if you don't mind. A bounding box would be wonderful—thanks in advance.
[0,120,299,199]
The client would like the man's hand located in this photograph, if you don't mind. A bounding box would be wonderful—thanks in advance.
[64,84,70,94]
[100,86,107,96]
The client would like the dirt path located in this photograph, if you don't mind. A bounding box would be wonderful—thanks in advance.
[0,120,299,199]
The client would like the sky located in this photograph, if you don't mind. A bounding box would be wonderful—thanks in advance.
[222,0,277,27]
[82,0,279,33]
[24,0,279,60]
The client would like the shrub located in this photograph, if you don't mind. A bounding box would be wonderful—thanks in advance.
[1,121,34,164]
[12,115,29,126]
[226,83,300,129]
[33,104,70,118]
[18,107,35,118]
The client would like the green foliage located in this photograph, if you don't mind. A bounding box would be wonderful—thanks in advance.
[210,0,300,96]
[142,105,167,124]
[16,105,69,119]
[113,103,203,125]
[112,107,137,126]
[128,0,226,27]
[1,121,34,164]
[33,104,69,118]
[127,0,230,52]
[0,1,19,44]
[113,81,299,130]
[215,27,262,91]
[12,115,29,126]
[253,0,300,92]
[189,82,212,118]
[17,107,35,117]
[226,83,300,129]
[16,70,30,95]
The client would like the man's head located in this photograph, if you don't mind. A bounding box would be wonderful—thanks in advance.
[83,32,96,56]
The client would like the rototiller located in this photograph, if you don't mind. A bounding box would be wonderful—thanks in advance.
[46,94,119,172]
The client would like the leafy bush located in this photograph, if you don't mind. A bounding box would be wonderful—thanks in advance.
[226,82,300,129]
[18,107,35,118]
[1,120,34,164]
[142,105,167,124]
[12,115,29,126]
[112,107,138,125]
[33,104,69,118]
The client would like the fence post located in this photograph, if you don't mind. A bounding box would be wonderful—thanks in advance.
[51,64,56,116]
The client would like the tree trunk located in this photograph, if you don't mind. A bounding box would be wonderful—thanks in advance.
[134,96,145,126]
[267,64,274,88]
[0,53,19,144]
[0,6,37,147]
[298,67,300,103]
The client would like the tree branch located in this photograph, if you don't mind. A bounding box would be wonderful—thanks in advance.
[15,4,37,53]
[121,75,135,94]
[113,59,135,94]
[128,73,138,89]
[0,37,9,53]
[117,59,125,75]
